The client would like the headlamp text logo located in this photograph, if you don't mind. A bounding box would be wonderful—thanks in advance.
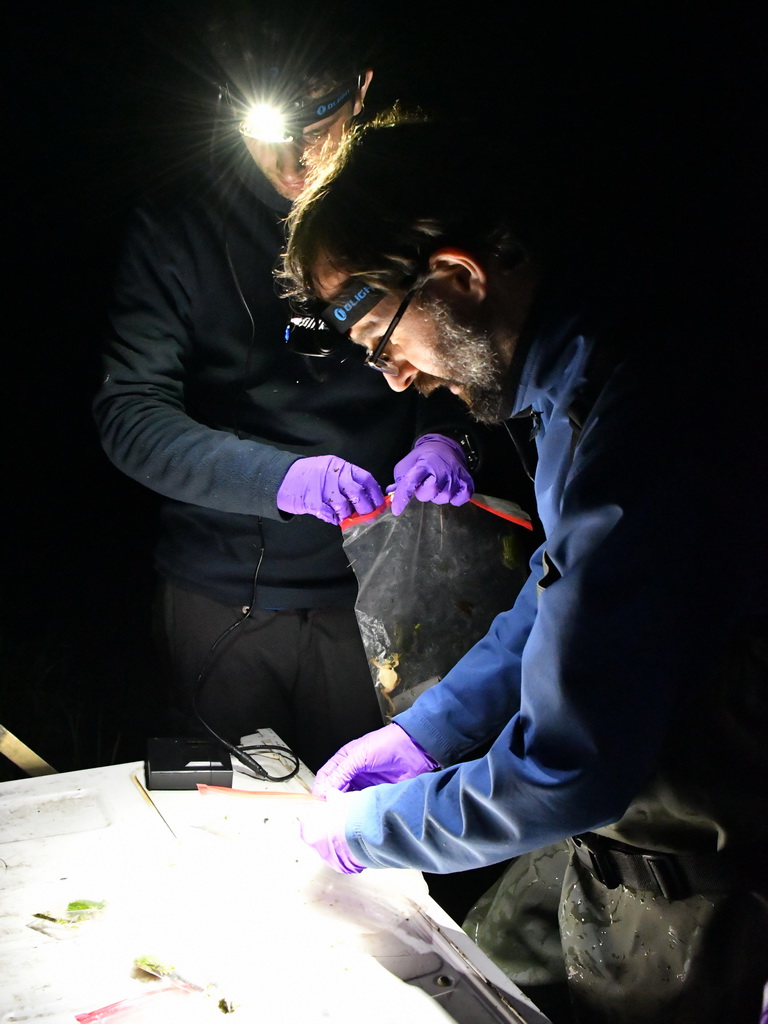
[316,87,352,119]
[333,285,373,322]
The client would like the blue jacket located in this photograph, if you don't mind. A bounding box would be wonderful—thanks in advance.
[342,277,768,872]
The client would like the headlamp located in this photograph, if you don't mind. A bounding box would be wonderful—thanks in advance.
[285,278,384,360]
[240,103,293,143]
[239,78,358,143]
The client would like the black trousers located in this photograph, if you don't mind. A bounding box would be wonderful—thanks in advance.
[153,579,384,773]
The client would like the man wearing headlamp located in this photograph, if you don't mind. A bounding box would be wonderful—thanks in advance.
[238,75,366,200]
[93,5,481,773]
[281,115,768,1022]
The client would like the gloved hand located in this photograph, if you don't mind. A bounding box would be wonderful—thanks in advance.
[387,433,474,516]
[277,455,384,526]
[298,791,366,875]
[312,722,439,799]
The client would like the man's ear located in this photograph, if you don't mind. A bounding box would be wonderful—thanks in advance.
[427,248,488,306]
[353,70,374,114]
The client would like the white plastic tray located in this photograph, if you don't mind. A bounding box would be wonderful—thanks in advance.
[0,732,549,1024]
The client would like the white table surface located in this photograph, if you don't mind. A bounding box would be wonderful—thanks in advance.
[0,730,550,1024]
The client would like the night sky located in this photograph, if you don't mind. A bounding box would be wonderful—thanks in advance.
[3,1,765,778]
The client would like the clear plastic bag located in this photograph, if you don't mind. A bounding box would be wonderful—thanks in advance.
[342,495,532,719]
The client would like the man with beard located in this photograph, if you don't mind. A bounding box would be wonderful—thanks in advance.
[280,115,768,1023]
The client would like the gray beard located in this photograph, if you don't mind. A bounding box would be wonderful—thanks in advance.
[413,296,506,423]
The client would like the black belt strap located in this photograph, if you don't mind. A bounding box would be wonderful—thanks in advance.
[569,832,759,902]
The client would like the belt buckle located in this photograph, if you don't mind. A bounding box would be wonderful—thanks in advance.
[571,835,621,890]
[644,853,691,901]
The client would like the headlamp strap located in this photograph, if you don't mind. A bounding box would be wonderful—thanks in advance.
[321,281,383,332]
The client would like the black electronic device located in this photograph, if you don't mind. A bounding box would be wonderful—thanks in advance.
[145,737,233,791]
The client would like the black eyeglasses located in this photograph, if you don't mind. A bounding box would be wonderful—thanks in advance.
[364,287,418,375]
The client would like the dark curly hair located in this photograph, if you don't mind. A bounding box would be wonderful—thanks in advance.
[281,109,535,304]
[204,0,372,103]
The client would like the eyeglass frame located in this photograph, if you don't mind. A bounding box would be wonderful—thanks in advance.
[290,277,422,373]
[364,286,419,375]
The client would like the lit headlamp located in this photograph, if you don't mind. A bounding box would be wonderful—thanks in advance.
[240,78,358,143]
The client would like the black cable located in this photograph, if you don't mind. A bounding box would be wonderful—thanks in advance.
[190,527,300,783]
[186,133,300,784]
[224,233,257,442]
[503,413,539,483]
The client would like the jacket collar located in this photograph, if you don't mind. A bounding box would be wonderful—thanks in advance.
[498,271,592,420]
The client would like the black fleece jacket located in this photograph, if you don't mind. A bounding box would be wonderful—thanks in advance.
[94,149,473,607]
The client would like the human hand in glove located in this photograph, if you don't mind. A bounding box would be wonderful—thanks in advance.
[277,455,384,526]
[387,433,473,516]
[312,722,439,799]
[298,791,366,875]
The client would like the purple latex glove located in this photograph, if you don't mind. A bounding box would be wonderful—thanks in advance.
[312,722,440,799]
[386,433,474,516]
[277,455,384,526]
[298,792,366,875]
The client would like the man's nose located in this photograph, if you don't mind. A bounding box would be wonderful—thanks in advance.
[383,360,419,392]
[276,143,306,179]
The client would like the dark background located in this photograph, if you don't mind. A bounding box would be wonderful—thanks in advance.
[3,1,765,780]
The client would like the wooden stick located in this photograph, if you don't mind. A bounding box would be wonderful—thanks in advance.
[196,783,322,801]
[0,723,56,776]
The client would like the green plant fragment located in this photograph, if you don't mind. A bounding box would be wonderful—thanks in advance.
[67,899,106,914]
[135,954,175,976]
